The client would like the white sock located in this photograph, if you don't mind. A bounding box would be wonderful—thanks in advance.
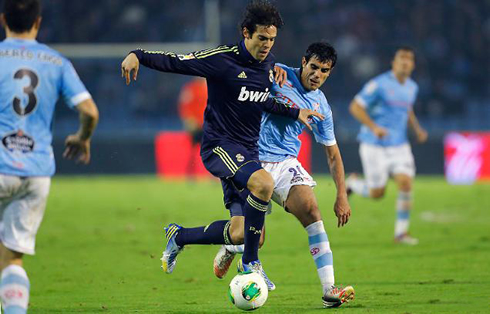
[225,244,244,254]
[395,191,412,238]
[347,178,369,197]
[0,265,30,314]
[306,221,335,294]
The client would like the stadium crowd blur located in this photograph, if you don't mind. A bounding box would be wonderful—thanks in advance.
[36,0,489,137]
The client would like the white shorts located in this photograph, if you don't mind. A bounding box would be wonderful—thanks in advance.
[261,157,316,209]
[0,175,51,255]
[359,143,416,189]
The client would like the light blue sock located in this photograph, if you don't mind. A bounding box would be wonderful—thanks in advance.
[395,191,412,238]
[306,221,335,293]
[0,265,30,314]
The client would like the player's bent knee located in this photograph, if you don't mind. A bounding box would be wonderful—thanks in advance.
[230,227,244,244]
[248,170,274,199]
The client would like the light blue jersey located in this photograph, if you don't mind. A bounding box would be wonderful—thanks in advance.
[0,38,91,176]
[355,71,418,146]
[259,64,336,162]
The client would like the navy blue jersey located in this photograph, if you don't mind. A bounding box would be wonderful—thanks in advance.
[132,41,299,153]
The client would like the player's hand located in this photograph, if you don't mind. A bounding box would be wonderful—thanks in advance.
[63,134,91,164]
[371,125,388,138]
[415,128,428,143]
[298,109,325,131]
[121,53,140,85]
[274,65,287,87]
[334,195,351,227]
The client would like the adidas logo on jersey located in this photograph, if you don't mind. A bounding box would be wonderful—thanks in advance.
[237,86,270,102]
[237,71,247,79]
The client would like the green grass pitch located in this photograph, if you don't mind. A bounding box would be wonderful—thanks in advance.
[25,176,489,313]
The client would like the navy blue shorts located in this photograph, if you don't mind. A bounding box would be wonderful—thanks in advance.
[201,140,262,215]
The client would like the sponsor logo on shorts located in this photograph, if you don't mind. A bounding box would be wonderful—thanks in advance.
[310,247,320,256]
[236,153,245,163]
[2,130,34,153]
[290,176,304,184]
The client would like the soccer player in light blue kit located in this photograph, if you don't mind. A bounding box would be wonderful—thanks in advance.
[214,42,354,308]
[0,1,99,312]
[346,47,427,245]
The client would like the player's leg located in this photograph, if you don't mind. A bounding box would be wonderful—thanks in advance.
[347,143,388,199]
[279,159,354,307]
[391,144,417,245]
[0,176,50,314]
[235,166,273,266]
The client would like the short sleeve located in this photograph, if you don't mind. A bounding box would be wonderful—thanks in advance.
[354,79,379,108]
[60,59,91,108]
[312,97,336,146]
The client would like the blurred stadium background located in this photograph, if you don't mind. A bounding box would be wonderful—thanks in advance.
[38,0,490,178]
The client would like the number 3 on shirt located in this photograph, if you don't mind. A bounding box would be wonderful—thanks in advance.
[13,69,39,116]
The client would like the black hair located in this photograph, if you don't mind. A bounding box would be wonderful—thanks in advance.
[2,0,41,33]
[304,42,337,67]
[395,45,415,57]
[240,0,284,36]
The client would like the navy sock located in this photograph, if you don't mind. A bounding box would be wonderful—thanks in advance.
[175,220,232,246]
[242,193,269,264]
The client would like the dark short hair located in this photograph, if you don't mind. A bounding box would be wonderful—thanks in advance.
[304,42,337,67]
[3,0,41,33]
[240,0,284,36]
[395,46,415,57]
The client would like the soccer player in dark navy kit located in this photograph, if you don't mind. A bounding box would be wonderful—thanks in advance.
[121,1,322,287]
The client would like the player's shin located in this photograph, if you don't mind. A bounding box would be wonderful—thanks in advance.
[394,191,412,238]
[306,220,335,293]
[175,220,232,246]
[0,265,30,314]
[242,194,268,264]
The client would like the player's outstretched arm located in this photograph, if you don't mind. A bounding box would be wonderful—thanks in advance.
[408,109,428,143]
[63,98,99,164]
[324,144,351,227]
[349,99,387,138]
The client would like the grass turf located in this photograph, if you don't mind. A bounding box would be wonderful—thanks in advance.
[25,175,489,313]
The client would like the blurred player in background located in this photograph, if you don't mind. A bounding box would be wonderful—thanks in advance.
[213,42,355,308]
[121,0,322,289]
[346,47,427,245]
[177,77,207,179]
[0,0,99,312]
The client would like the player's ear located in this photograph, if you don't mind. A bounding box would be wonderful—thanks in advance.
[242,27,251,39]
[0,14,5,29]
[301,57,307,68]
[33,16,42,31]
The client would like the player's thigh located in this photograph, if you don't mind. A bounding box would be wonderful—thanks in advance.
[389,144,416,186]
[285,185,321,227]
[201,142,261,191]
[1,177,50,256]
[360,143,389,189]
[266,158,317,209]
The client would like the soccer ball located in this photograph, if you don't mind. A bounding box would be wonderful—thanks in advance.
[228,271,268,311]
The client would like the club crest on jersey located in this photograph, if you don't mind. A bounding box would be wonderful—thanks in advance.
[269,69,274,82]
[2,130,35,153]
[236,154,245,163]
[237,86,270,102]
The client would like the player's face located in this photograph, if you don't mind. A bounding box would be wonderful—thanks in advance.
[243,25,277,61]
[392,50,415,77]
[300,56,333,91]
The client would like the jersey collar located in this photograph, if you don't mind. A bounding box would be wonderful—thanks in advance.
[3,38,38,45]
[238,40,258,64]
